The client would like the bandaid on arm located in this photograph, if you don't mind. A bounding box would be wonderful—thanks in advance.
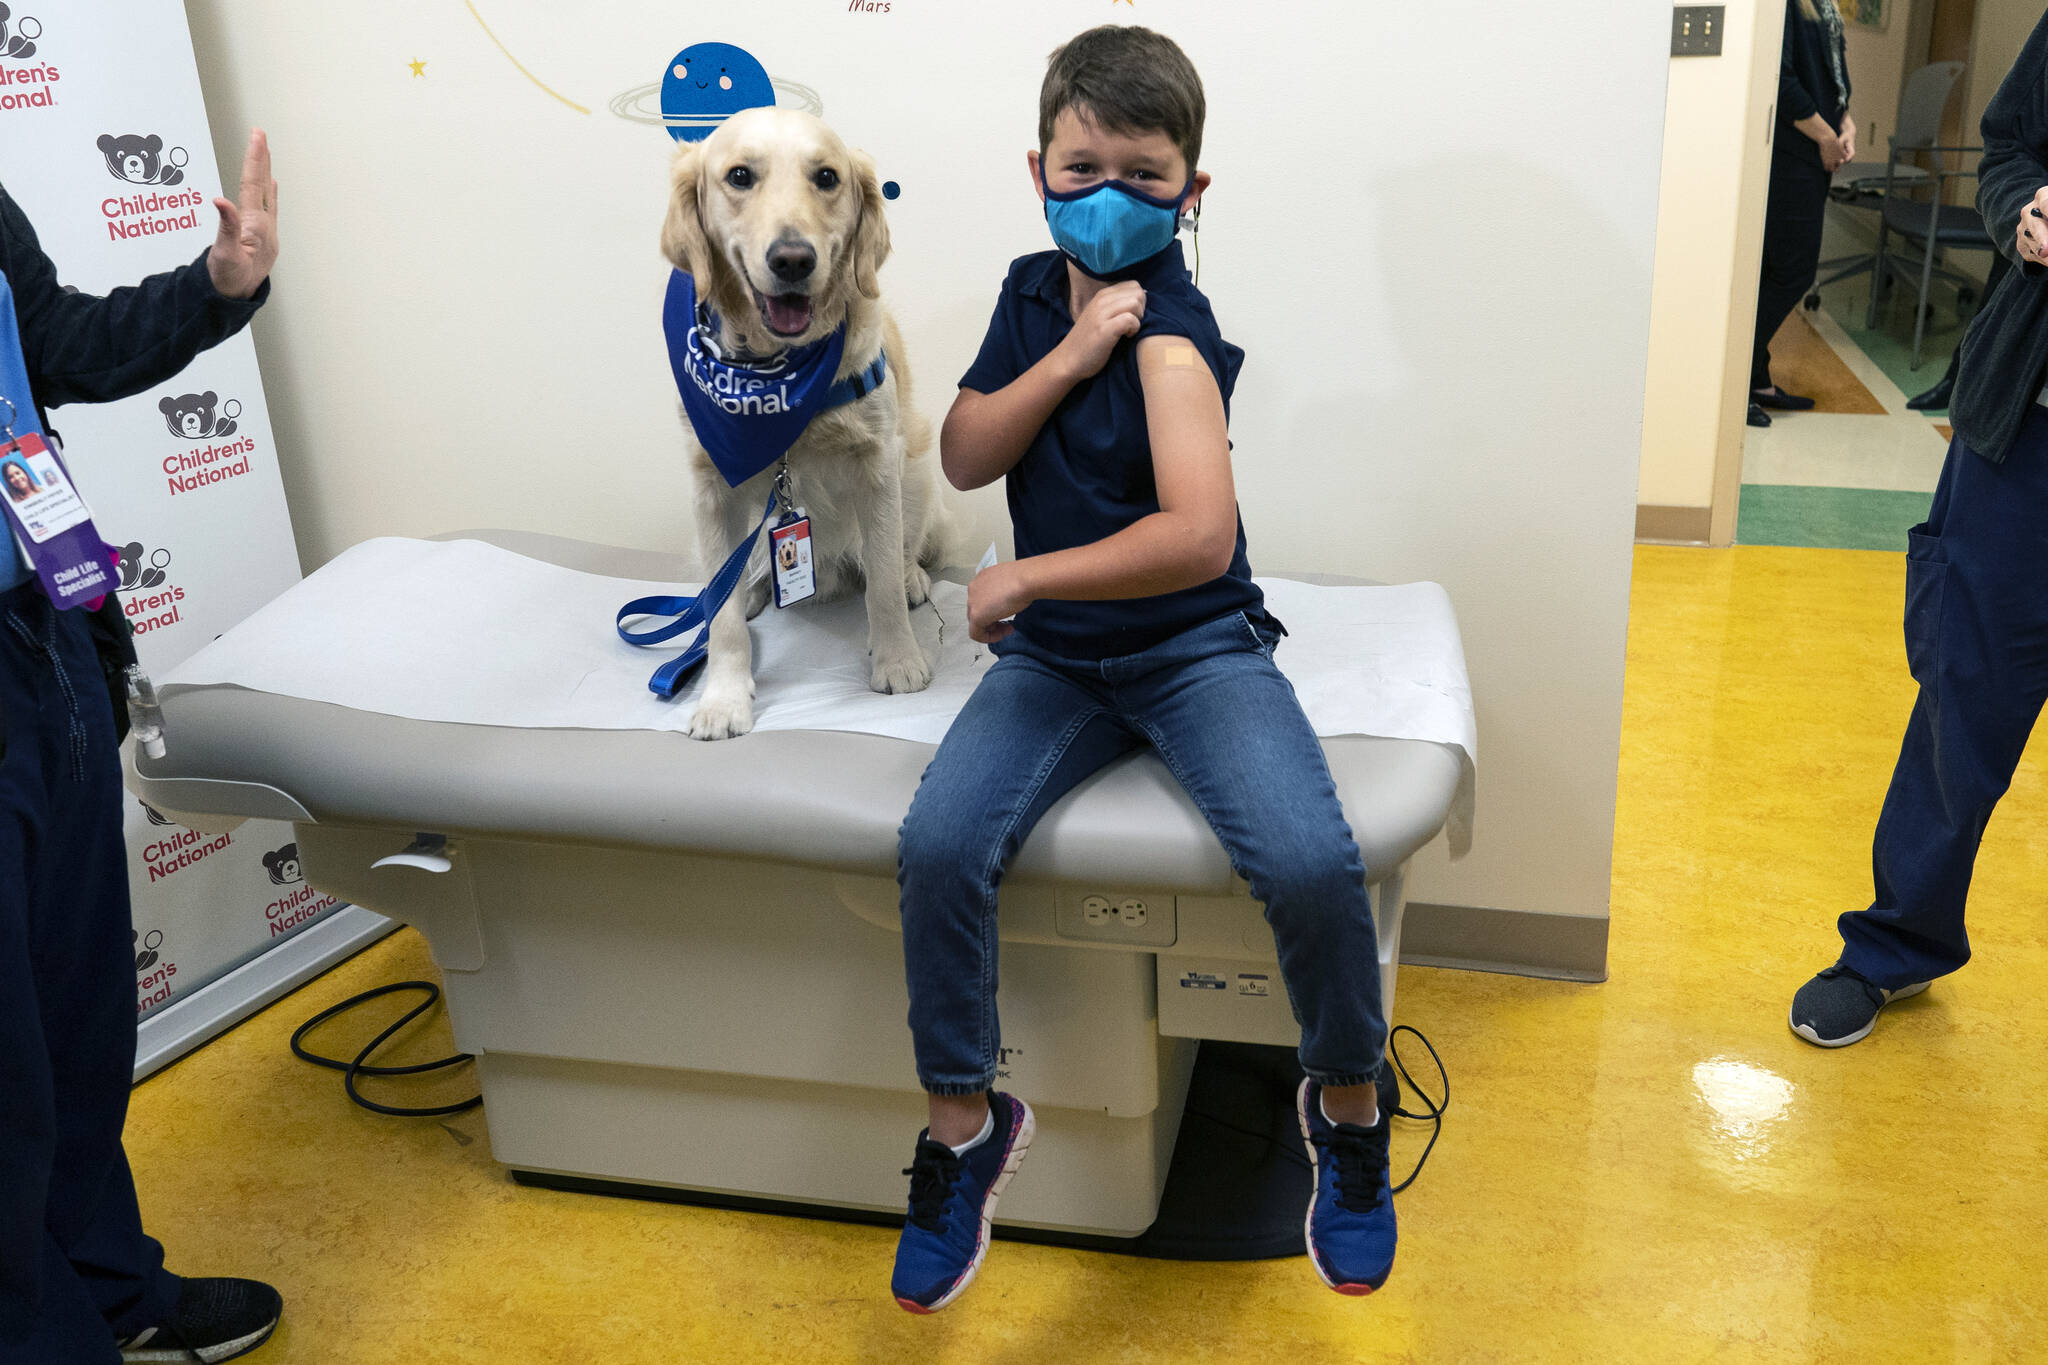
[1138,340,1203,375]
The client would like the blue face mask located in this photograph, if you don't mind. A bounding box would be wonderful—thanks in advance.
[1040,168,1191,279]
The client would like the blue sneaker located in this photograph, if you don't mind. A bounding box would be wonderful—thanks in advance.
[1297,1078,1397,1295]
[891,1091,1035,1314]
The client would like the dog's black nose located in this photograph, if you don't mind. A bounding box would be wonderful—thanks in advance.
[767,240,817,284]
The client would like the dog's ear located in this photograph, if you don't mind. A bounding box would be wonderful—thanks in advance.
[660,139,712,282]
[849,150,891,301]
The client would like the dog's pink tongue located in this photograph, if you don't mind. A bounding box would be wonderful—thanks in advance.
[766,294,813,334]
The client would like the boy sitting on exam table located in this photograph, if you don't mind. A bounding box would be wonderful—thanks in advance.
[885,24,1400,1313]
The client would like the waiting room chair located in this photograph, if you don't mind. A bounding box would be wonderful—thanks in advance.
[1865,142,1989,369]
[1807,59,1964,304]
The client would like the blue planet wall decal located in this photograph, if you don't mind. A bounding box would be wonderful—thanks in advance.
[608,42,898,195]
[658,42,775,142]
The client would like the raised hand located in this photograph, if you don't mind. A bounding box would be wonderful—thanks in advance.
[206,128,278,300]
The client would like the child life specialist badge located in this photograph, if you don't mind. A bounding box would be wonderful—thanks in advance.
[0,399,112,610]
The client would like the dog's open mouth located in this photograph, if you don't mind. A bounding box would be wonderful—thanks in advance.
[756,290,815,338]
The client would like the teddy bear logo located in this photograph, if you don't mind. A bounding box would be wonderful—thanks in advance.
[158,392,240,441]
[133,929,163,973]
[0,5,42,59]
[95,133,188,187]
[116,542,171,591]
[262,843,303,886]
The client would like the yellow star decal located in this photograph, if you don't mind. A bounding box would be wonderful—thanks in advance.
[409,58,427,77]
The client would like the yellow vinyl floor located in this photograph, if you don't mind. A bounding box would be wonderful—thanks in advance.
[125,545,2048,1364]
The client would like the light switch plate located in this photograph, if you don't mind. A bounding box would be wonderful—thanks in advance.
[1672,5,1726,57]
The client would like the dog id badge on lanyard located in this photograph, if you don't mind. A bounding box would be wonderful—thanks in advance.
[0,273,113,609]
[769,466,815,609]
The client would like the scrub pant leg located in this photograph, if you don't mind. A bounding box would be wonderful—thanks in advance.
[1753,149,1832,392]
[1836,417,2048,989]
[0,586,181,1364]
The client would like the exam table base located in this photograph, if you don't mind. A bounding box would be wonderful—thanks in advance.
[506,1040,1358,1261]
[288,825,1407,1245]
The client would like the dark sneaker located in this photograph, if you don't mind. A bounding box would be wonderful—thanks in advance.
[891,1092,1034,1314]
[1790,965,1931,1048]
[1297,1078,1397,1295]
[118,1277,282,1362]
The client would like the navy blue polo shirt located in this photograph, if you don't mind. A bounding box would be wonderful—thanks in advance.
[959,240,1275,660]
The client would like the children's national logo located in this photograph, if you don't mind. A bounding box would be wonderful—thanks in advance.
[96,132,185,185]
[135,927,177,1014]
[117,541,186,636]
[157,389,255,497]
[96,134,204,245]
[159,391,239,440]
[0,4,39,57]
[262,842,304,885]
[117,541,170,591]
[0,4,55,112]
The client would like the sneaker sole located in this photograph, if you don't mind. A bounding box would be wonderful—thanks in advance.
[896,1098,1037,1316]
[1295,1080,1385,1297]
[122,1316,279,1363]
[1788,979,1931,1048]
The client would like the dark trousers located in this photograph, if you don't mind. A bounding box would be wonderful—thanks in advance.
[1753,149,1833,391]
[1836,411,2048,988]
[0,584,180,1364]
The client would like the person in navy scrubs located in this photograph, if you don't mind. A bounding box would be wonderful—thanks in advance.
[0,130,285,1365]
[1791,15,2048,1047]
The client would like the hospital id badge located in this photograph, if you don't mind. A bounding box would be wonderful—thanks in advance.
[770,508,815,608]
[0,431,113,610]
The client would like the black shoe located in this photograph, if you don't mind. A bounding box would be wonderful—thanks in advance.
[1905,375,1955,411]
[1789,965,1931,1048]
[118,1278,282,1363]
[1747,402,1772,428]
[1753,388,1815,411]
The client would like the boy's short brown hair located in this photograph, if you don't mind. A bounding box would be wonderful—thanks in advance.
[1039,26,1205,176]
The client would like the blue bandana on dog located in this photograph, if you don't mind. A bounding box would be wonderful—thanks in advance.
[661,269,886,488]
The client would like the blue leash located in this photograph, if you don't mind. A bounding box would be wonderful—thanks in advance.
[615,486,781,699]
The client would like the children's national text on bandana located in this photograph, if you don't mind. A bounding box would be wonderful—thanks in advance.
[662,269,849,488]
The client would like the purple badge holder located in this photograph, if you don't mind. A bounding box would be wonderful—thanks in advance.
[0,398,115,610]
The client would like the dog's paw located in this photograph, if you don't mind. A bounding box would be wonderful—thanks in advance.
[686,690,755,740]
[870,646,934,696]
[905,562,932,609]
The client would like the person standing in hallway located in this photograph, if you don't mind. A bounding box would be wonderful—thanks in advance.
[1790,12,2048,1047]
[1749,0,1855,429]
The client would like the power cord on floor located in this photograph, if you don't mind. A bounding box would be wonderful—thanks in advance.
[290,981,482,1117]
[1186,1024,1448,1194]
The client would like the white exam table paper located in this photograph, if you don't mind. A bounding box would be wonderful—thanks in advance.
[164,538,1477,854]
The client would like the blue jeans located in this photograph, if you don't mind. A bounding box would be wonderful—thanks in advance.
[1836,412,2048,989]
[0,586,181,1364]
[896,610,1388,1095]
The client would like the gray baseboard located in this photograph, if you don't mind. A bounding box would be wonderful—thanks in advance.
[1399,902,1608,982]
[133,905,399,1081]
[1634,504,1713,546]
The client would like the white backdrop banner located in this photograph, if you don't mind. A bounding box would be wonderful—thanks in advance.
[0,0,340,1023]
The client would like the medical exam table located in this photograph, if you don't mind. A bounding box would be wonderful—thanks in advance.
[127,531,1470,1249]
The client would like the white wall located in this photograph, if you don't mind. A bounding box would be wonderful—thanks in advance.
[1639,0,1786,530]
[1844,0,1920,154]
[180,0,1669,926]
[1964,0,2041,156]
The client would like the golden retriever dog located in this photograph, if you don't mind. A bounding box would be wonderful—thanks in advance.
[661,105,944,740]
